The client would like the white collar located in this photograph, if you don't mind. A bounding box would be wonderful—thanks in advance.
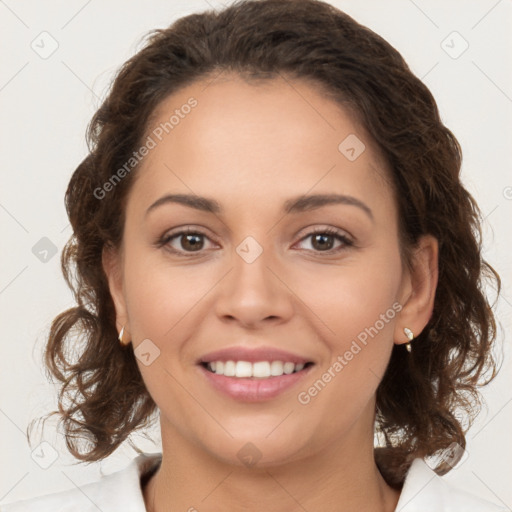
[394,457,507,511]
[2,452,506,511]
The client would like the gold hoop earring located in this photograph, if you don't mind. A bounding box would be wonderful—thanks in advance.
[404,327,414,353]
[118,326,131,346]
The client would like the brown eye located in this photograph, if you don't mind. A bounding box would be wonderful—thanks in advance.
[158,228,216,256]
[311,233,336,251]
[296,228,353,254]
[179,233,204,252]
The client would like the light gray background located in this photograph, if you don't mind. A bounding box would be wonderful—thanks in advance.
[1,0,511,508]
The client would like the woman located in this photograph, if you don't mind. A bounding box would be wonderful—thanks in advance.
[2,0,505,510]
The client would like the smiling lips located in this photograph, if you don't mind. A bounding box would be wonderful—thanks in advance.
[198,346,315,401]
[206,360,306,378]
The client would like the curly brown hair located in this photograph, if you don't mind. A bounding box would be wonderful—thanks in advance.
[28,0,501,487]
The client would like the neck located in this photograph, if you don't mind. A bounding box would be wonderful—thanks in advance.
[143,422,401,512]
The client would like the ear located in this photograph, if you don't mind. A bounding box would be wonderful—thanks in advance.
[394,234,439,346]
[102,243,130,340]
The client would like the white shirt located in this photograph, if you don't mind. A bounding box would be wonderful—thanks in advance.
[0,452,507,511]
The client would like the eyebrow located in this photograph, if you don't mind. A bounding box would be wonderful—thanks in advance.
[145,193,373,221]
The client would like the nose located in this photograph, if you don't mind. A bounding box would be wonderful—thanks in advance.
[213,242,294,329]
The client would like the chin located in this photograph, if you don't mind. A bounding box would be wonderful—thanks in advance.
[197,426,316,470]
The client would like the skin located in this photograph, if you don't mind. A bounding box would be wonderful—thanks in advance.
[103,73,438,512]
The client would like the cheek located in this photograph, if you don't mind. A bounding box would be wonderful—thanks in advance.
[123,251,219,342]
[291,248,402,412]
[122,253,222,436]
[263,259,402,458]
[292,251,402,352]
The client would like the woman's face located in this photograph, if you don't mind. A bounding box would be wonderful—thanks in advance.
[106,74,419,466]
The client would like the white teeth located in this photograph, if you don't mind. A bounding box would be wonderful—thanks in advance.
[224,360,236,377]
[283,362,295,375]
[270,361,283,376]
[206,360,308,378]
[235,361,252,378]
[252,361,271,378]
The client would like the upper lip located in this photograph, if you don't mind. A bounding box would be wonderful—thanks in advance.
[198,346,314,365]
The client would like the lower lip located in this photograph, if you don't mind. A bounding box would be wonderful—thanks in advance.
[199,365,313,402]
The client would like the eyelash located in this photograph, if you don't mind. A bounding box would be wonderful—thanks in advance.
[156,226,354,257]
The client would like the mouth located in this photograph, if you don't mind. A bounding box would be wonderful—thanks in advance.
[200,360,314,378]
[197,348,315,401]
[197,346,316,401]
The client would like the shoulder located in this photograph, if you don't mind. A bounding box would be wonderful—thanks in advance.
[0,452,162,512]
[396,458,508,511]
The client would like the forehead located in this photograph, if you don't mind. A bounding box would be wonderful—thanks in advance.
[129,74,393,217]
